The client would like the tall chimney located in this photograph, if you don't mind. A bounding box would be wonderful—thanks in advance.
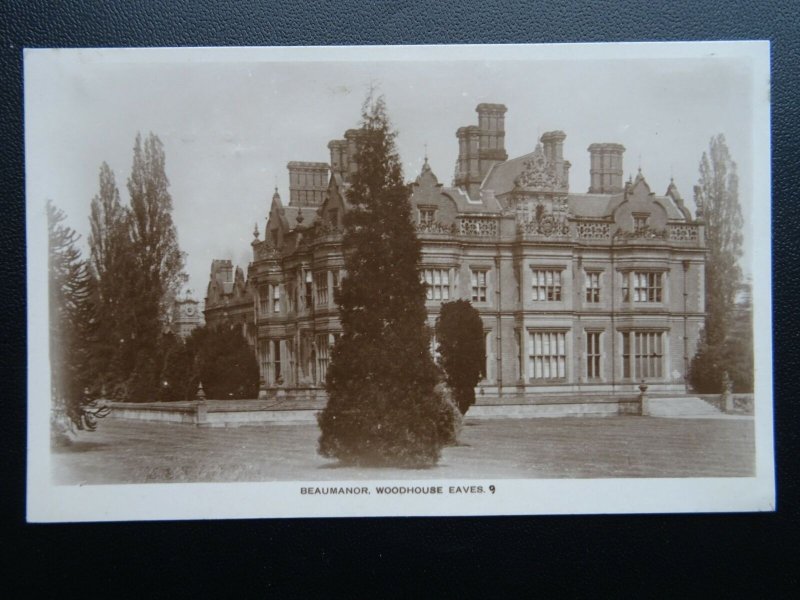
[476,103,508,179]
[540,130,568,189]
[587,143,625,194]
[454,125,482,200]
[343,129,368,181]
[287,162,329,207]
[328,139,348,177]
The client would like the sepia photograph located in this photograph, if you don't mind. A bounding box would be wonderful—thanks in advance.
[25,42,773,521]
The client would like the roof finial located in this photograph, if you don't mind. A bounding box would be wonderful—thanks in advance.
[253,222,259,239]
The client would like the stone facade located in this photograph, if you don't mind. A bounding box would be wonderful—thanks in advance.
[205,102,706,400]
[204,259,255,345]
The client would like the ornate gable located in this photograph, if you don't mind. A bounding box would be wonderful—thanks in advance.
[513,143,562,192]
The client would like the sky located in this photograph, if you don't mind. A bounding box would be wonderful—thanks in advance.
[25,45,762,300]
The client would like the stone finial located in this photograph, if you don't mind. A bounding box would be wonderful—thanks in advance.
[253,222,260,239]
[195,381,206,401]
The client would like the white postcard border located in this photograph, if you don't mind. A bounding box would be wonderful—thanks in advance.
[25,41,774,522]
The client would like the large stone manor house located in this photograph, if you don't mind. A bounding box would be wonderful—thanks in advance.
[205,102,706,401]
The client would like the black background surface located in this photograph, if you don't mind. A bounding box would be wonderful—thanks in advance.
[2,1,797,595]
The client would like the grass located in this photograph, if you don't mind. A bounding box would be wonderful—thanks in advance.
[51,415,755,485]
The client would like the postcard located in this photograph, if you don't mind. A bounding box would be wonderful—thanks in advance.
[26,41,773,521]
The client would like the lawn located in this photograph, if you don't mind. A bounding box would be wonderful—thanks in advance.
[51,415,755,485]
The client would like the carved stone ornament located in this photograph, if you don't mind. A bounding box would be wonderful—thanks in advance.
[416,220,457,235]
[514,143,561,191]
[613,224,668,241]
[254,240,281,261]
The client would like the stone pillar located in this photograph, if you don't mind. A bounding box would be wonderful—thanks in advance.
[195,400,208,427]
[638,381,649,416]
[721,371,734,412]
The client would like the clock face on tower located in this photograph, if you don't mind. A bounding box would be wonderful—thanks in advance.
[185,305,196,317]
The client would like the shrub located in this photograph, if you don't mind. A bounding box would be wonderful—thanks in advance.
[435,300,485,414]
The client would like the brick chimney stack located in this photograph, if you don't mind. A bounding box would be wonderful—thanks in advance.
[287,161,329,206]
[454,103,508,200]
[540,130,570,190]
[587,143,625,194]
[476,103,508,178]
[328,139,348,177]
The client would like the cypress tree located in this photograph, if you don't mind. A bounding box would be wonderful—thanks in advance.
[317,94,456,467]
[436,300,486,415]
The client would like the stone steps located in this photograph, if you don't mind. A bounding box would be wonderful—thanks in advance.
[644,396,722,418]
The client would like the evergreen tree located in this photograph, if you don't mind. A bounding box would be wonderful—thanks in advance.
[689,134,747,392]
[48,200,100,430]
[317,94,457,467]
[436,300,486,414]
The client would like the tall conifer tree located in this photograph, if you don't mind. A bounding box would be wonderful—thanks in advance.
[317,94,456,467]
[48,200,98,429]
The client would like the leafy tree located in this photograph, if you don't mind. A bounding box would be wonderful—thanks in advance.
[88,162,134,394]
[689,134,748,392]
[435,300,486,414]
[87,135,187,401]
[317,93,457,467]
[187,325,259,399]
[127,133,187,328]
[47,200,102,430]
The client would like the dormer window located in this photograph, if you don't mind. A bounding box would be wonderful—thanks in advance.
[419,207,436,226]
[328,209,338,227]
[633,213,649,231]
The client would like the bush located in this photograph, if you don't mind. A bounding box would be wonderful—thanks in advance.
[158,333,194,401]
[187,325,259,400]
[318,380,450,468]
[434,383,463,447]
[435,300,485,414]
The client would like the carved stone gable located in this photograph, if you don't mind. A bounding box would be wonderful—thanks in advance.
[514,143,561,191]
